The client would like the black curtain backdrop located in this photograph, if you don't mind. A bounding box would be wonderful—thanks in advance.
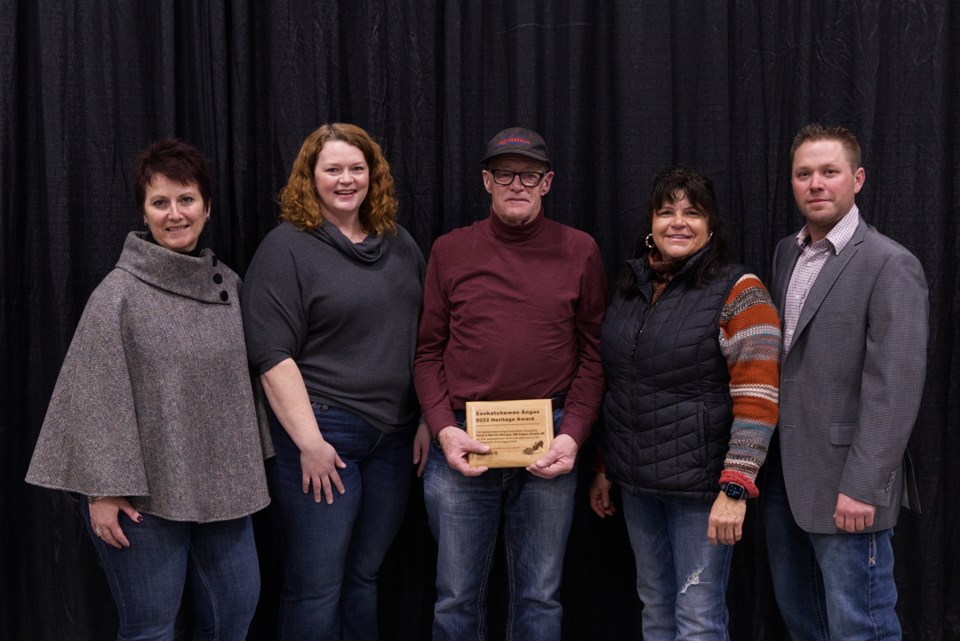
[2,1,958,639]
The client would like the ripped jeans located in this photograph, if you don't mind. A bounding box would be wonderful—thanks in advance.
[620,491,733,641]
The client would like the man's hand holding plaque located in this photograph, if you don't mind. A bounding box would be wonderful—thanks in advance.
[526,434,578,479]
[465,399,554,468]
[437,427,490,477]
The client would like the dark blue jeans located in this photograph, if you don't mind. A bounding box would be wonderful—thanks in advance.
[268,403,414,641]
[82,503,259,641]
[762,454,901,640]
[423,408,574,641]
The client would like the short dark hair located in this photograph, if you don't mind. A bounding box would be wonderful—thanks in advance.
[618,165,732,296]
[132,139,214,215]
[789,123,862,169]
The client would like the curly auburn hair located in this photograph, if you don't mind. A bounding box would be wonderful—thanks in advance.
[278,123,398,235]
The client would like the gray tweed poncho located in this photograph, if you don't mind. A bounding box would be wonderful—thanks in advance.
[26,232,271,522]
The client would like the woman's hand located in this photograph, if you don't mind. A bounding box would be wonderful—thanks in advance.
[589,472,616,518]
[299,438,346,504]
[259,359,348,504]
[707,493,747,546]
[413,420,431,478]
[89,497,142,549]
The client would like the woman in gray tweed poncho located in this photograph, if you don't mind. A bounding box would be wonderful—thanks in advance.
[26,139,271,641]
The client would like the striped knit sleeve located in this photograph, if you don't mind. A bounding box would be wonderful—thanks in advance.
[717,274,781,498]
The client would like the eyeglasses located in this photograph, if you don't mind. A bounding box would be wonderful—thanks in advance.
[486,169,547,188]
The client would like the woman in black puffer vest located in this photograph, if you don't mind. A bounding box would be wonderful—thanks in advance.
[589,166,781,640]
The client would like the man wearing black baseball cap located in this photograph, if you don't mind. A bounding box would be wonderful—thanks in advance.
[414,127,606,641]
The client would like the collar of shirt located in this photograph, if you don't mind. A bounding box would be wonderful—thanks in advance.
[794,205,861,255]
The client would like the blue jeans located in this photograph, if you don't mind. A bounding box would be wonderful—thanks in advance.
[268,403,414,641]
[762,454,901,640]
[82,503,259,641]
[423,409,574,641]
[620,491,733,641]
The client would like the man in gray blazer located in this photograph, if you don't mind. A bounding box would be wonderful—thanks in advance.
[763,123,928,640]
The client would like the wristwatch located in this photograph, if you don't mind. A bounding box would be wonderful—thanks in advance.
[721,482,747,501]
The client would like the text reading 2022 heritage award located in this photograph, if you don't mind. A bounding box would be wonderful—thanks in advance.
[465,399,553,468]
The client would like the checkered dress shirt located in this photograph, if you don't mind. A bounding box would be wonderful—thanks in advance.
[782,206,861,354]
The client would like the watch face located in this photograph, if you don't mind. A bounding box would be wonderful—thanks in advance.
[725,483,745,500]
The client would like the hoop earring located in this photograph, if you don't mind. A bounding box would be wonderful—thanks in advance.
[708,231,714,240]
[645,233,655,249]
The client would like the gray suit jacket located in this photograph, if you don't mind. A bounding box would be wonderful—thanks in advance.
[771,219,928,533]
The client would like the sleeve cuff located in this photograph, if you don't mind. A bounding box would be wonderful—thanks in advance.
[719,470,760,499]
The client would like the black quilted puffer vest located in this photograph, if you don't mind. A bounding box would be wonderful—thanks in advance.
[601,252,745,499]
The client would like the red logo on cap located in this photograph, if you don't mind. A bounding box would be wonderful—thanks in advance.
[497,136,532,146]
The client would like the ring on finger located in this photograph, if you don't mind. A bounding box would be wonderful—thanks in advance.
[95,528,103,536]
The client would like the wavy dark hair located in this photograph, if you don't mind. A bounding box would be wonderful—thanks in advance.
[278,123,398,235]
[132,139,213,216]
[618,166,731,297]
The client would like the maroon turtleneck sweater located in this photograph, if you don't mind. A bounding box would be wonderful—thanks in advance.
[414,209,606,445]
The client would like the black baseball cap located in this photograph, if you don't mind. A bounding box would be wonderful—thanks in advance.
[482,127,550,165]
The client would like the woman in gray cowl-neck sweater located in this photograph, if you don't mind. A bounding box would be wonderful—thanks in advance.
[241,123,426,641]
[26,140,271,641]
